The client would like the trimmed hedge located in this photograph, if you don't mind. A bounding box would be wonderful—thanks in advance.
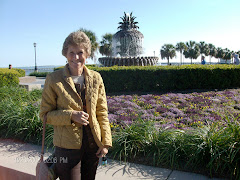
[91,64,240,93]
[45,64,240,93]
[54,64,96,71]
[0,68,21,87]
[54,66,64,71]
[29,72,51,77]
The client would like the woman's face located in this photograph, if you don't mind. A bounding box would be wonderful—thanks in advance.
[66,45,87,71]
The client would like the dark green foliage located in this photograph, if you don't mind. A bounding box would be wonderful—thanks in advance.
[223,48,232,60]
[99,33,113,56]
[0,86,46,144]
[110,118,240,179]
[79,28,99,60]
[184,41,200,64]
[199,41,210,57]
[216,48,225,59]
[91,64,240,93]
[111,118,156,162]
[160,44,176,65]
[176,42,187,65]
[33,64,240,93]
[208,44,217,64]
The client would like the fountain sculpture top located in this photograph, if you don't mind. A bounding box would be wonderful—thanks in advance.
[112,12,144,57]
[98,12,159,67]
[118,12,139,30]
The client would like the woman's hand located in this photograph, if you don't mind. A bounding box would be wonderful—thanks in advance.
[71,110,89,126]
[96,146,109,158]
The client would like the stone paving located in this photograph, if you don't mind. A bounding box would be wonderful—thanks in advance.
[0,139,227,180]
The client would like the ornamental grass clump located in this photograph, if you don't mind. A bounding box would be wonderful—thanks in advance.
[0,86,50,144]
[110,118,156,162]
[109,117,240,179]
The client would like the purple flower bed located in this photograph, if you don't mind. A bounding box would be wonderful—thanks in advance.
[107,89,240,130]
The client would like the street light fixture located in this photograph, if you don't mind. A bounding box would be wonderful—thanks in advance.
[33,42,38,72]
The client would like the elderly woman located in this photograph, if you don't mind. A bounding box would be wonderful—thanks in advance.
[40,30,112,180]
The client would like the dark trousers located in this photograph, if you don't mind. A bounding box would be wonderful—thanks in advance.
[55,126,99,180]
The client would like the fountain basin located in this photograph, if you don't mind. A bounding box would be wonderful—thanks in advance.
[98,56,159,67]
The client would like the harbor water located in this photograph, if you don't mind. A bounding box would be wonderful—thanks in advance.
[16,65,63,76]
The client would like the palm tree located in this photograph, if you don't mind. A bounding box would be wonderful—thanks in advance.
[208,44,217,64]
[198,41,210,63]
[231,50,235,64]
[160,44,176,65]
[99,33,113,57]
[223,48,232,63]
[183,41,200,64]
[79,28,99,62]
[236,50,240,57]
[176,42,187,65]
[199,41,206,59]
[216,47,225,63]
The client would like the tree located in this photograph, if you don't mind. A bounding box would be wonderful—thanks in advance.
[198,41,210,63]
[183,41,200,64]
[176,42,187,65]
[208,44,217,64]
[236,50,240,57]
[216,47,225,63]
[231,50,235,64]
[160,44,176,65]
[99,33,113,57]
[79,28,99,62]
[223,48,232,63]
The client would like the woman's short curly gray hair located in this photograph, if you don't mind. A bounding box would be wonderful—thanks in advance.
[62,30,91,57]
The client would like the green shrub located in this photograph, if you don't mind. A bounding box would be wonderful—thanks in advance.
[52,64,240,93]
[93,64,240,93]
[85,64,97,68]
[29,71,51,77]
[26,64,240,92]
[110,118,240,179]
[0,68,20,87]
[13,68,25,77]
[54,66,64,71]
[0,86,45,144]
[54,64,97,71]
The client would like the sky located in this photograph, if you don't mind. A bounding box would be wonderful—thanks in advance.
[1,0,240,67]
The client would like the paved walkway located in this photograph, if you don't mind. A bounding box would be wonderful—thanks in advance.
[0,139,226,180]
[33,77,46,88]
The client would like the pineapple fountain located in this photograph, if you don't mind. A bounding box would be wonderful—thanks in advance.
[98,12,158,66]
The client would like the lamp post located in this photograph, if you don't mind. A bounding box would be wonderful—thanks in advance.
[33,42,38,72]
[154,51,155,57]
